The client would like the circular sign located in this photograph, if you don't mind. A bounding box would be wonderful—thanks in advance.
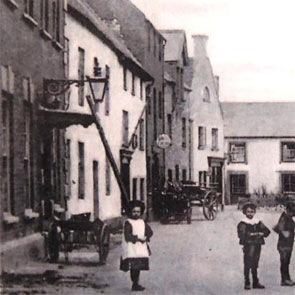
[156,134,171,149]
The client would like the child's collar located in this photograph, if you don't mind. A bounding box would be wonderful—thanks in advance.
[241,217,260,225]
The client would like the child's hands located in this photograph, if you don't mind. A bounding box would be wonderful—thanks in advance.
[138,237,147,243]
[282,231,290,238]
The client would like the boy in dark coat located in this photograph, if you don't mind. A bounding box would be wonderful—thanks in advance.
[273,201,295,286]
[237,202,271,290]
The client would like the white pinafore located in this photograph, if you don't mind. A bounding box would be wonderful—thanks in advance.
[122,219,149,260]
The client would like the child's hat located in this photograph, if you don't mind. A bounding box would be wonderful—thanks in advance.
[242,201,256,213]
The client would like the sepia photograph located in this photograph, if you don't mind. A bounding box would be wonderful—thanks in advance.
[0,0,295,294]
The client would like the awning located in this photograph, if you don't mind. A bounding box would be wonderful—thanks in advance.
[38,107,94,129]
[207,156,225,167]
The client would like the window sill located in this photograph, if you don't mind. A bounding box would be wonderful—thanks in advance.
[211,147,219,152]
[3,212,20,225]
[52,40,63,51]
[23,13,38,27]
[54,204,65,213]
[40,29,52,40]
[24,208,39,221]
[5,0,18,9]
[281,160,295,163]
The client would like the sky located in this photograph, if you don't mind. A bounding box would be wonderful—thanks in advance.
[130,0,295,102]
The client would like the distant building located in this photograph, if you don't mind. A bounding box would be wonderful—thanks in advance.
[85,0,166,216]
[65,0,152,225]
[222,102,295,204]
[160,30,193,187]
[189,35,225,203]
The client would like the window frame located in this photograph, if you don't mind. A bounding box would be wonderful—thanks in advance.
[211,128,219,151]
[281,141,295,163]
[198,126,206,150]
[281,172,295,194]
[229,142,247,164]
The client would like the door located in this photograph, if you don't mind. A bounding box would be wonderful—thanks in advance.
[230,174,246,204]
[212,166,223,193]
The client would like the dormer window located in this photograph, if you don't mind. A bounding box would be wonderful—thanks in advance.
[202,86,210,102]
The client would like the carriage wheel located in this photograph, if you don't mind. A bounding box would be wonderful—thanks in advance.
[48,224,60,263]
[203,191,218,220]
[187,207,192,224]
[98,225,110,264]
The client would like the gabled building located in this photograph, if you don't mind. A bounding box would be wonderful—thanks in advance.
[189,35,225,203]
[160,30,193,187]
[222,102,295,204]
[84,0,166,216]
[65,0,152,225]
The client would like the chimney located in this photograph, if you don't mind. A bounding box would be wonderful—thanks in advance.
[192,34,208,57]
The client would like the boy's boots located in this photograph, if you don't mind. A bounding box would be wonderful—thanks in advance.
[252,268,265,289]
[244,267,251,290]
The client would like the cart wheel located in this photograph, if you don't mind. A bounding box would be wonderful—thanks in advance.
[203,191,218,221]
[98,224,110,264]
[187,207,192,224]
[48,224,60,263]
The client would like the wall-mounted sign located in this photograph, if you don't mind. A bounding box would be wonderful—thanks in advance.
[156,134,171,149]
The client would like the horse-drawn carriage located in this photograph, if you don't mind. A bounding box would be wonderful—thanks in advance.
[158,181,219,223]
[46,212,110,265]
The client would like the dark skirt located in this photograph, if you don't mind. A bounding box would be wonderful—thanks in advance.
[120,257,149,272]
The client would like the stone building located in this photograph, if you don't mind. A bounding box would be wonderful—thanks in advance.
[0,0,67,269]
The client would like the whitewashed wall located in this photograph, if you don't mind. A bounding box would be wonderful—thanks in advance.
[65,15,147,221]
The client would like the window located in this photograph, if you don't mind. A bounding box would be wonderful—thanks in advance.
[78,47,85,106]
[182,118,186,147]
[212,128,218,150]
[229,142,246,163]
[175,165,179,181]
[132,178,137,200]
[153,89,157,140]
[2,99,13,213]
[123,67,127,91]
[167,169,173,182]
[158,91,162,119]
[122,110,129,146]
[52,0,61,42]
[140,178,145,201]
[198,126,206,149]
[24,0,34,18]
[158,36,162,61]
[105,157,111,195]
[139,119,144,151]
[24,104,33,209]
[93,161,99,217]
[140,79,143,99]
[105,65,110,115]
[41,0,49,32]
[182,169,187,181]
[282,173,295,194]
[1,65,15,94]
[199,171,207,187]
[230,174,246,194]
[23,77,34,102]
[64,139,71,198]
[64,38,70,79]
[281,142,295,162]
[78,142,85,199]
[167,114,172,141]
[131,73,135,96]
[203,86,210,102]
[180,69,184,101]
[153,31,157,57]
[146,86,151,114]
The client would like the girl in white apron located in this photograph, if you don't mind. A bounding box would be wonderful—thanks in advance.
[120,200,153,291]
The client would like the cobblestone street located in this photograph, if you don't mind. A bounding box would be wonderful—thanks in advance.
[1,206,294,295]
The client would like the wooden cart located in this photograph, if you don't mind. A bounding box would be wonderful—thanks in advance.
[47,213,110,264]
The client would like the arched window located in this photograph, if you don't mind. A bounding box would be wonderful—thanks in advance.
[203,86,210,102]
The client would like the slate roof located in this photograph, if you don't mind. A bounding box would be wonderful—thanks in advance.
[68,0,151,79]
[160,30,189,64]
[221,102,295,137]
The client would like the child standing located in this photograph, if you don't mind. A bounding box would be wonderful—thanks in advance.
[273,201,295,286]
[120,200,153,291]
[237,202,271,290]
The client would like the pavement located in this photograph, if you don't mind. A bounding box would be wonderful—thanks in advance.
[1,206,295,295]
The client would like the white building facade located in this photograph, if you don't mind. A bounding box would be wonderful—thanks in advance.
[65,0,151,224]
[189,35,225,203]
